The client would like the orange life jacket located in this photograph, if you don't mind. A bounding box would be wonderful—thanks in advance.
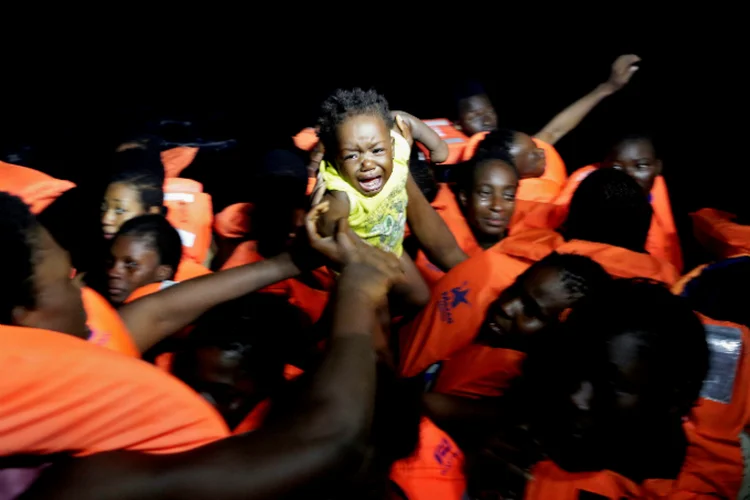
[0,161,76,214]
[416,119,469,164]
[163,177,213,266]
[161,146,199,178]
[691,208,750,260]
[81,287,139,358]
[462,133,568,203]
[390,418,467,500]
[0,325,229,457]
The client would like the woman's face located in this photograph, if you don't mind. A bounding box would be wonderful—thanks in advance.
[101,183,153,239]
[107,235,166,304]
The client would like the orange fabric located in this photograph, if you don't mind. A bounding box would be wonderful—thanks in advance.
[495,228,679,284]
[461,133,567,203]
[390,418,466,500]
[232,365,305,435]
[123,260,211,304]
[161,146,199,178]
[81,287,139,357]
[433,345,527,399]
[293,127,319,151]
[220,241,332,324]
[526,422,737,499]
[174,258,212,281]
[214,202,253,239]
[416,119,469,164]
[555,239,679,285]
[0,161,76,214]
[163,177,213,266]
[691,208,750,260]
[414,184,483,288]
[0,325,229,457]
[307,176,316,196]
[516,165,683,272]
[398,248,530,377]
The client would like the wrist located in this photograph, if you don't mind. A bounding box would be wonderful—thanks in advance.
[274,251,303,278]
[597,82,618,97]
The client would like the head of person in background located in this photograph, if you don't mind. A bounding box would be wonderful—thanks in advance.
[252,149,310,258]
[455,80,498,137]
[602,133,662,195]
[101,148,166,240]
[107,214,181,305]
[563,168,652,253]
[0,192,87,338]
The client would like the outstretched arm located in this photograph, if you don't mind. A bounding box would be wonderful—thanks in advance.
[405,173,468,271]
[534,54,640,146]
[392,111,449,163]
[22,222,406,500]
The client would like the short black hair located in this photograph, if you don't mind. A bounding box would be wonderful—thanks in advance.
[174,293,305,393]
[0,192,41,324]
[109,148,165,212]
[457,153,518,195]
[454,80,488,106]
[566,279,709,416]
[463,128,518,171]
[610,133,659,157]
[564,168,652,252]
[115,214,182,278]
[528,252,612,303]
[512,279,708,431]
[316,88,394,155]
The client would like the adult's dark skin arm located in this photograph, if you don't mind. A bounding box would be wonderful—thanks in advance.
[120,251,304,353]
[22,223,406,500]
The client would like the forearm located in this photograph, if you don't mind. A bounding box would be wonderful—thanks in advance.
[534,83,616,145]
[393,110,449,163]
[121,253,301,352]
[406,176,467,270]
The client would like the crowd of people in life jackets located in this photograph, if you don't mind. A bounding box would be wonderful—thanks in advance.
[2,53,750,499]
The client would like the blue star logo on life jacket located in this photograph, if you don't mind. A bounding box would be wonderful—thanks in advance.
[438,282,470,324]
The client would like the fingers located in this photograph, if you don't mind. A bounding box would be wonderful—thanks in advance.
[305,202,329,243]
[334,218,357,260]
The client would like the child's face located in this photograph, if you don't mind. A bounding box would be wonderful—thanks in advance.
[335,114,393,197]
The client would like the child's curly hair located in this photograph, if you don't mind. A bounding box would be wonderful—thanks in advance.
[311,88,394,206]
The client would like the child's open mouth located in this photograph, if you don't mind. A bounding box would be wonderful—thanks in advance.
[358,173,384,193]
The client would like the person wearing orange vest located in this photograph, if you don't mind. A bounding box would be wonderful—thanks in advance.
[467,279,734,498]
[21,237,409,499]
[0,191,351,362]
[412,151,520,288]
[516,134,684,272]
[431,253,611,400]
[170,294,305,431]
[454,55,640,200]
[497,168,680,285]
[218,150,333,324]
[107,214,183,305]
[103,147,213,268]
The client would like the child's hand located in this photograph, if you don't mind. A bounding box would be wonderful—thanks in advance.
[305,202,362,268]
[394,114,414,148]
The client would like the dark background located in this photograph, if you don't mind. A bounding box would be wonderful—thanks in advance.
[0,38,740,270]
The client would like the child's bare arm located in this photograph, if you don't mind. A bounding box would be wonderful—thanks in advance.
[391,252,431,311]
[406,174,468,271]
[392,111,449,163]
[316,192,350,238]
